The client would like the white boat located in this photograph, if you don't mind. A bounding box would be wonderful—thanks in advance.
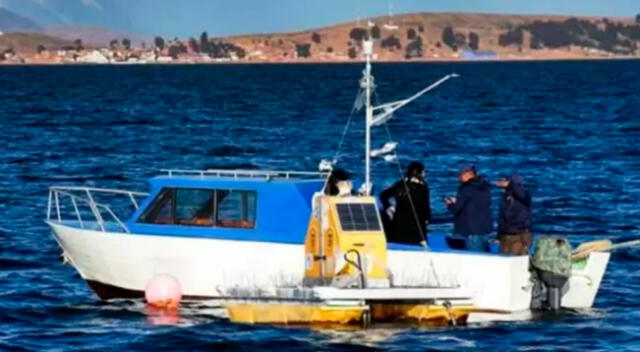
[46,39,611,320]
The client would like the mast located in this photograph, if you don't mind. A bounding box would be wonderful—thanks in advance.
[357,38,458,196]
[363,39,374,195]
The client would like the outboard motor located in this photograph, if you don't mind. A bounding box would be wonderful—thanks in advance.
[530,236,572,311]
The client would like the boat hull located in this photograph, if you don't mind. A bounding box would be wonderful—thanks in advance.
[48,221,610,313]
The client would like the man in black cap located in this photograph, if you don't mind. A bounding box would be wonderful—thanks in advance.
[444,164,492,251]
[496,174,532,255]
[380,161,431,246]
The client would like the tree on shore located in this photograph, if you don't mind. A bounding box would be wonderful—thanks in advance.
[296,43,311,58]
[200,32,210,54]
[109,39,118,49]
[168,45,181,59]
[348,46,357,59]
[154,36,165,50]
[371,25,381,39]
[468,32,480,51]
[188,37,200,52]
[454,32,467,49]
[381,35,401,50]
[407,28,417,40]
[74,39,83,51]
[122,38,131,50]
[442,26,457,51]
[311,32,321,44]
[36,44,46,54]
[405,37,422,59]
[349,27,368,42]
[636,14,640,24]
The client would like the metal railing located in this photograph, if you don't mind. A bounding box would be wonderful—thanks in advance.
[47,186,148,233]
[161,168,327,180]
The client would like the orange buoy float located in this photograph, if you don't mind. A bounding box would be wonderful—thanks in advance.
[144,274,182,310]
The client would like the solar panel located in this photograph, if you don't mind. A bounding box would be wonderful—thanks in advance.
[336,203,381,231]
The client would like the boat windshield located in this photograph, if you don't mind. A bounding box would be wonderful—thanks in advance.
[138,187,257,229]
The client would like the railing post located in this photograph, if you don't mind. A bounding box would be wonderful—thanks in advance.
[54,190,61,222]
[85,189,105,231]
[129,193,139,209]
[71,196,84,228]
[47,190,53,220]
[102,205,130,233]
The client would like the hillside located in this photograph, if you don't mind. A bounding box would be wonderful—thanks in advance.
[211,12,640,61]
[45,26,150,47]
[0,8,42,33]
[2,11,640,64]
[0,32,74,54]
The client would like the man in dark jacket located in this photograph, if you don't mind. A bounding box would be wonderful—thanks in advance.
[444,165,492,251]
[496,174,532,255]
[380,161,431,246]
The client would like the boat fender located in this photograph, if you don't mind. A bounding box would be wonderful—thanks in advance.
[145,274,182,310]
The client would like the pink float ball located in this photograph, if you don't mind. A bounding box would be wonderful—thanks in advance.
[145,274,182,309]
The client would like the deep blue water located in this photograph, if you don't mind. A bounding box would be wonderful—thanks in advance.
[1,60,639,351]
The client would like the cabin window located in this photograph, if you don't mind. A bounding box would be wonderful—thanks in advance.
[336,203,381,231]
[139,188,175,224]
[216,190,257,229]
[138,187,257,229]
[175,189,215,226]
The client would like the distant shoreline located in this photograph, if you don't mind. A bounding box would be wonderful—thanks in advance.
[1,55,639,67]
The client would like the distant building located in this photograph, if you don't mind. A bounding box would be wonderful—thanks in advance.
[156,56,173,63]
[77,50,109,64]
[460,50,498,60]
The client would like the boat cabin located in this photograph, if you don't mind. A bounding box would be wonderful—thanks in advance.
[125,170,325,243]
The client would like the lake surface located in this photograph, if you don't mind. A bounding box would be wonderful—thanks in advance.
[1,60,639,351]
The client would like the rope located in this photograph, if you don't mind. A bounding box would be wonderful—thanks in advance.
[374,90,441,286]
[320,88,362,192]
[373,89,427,247]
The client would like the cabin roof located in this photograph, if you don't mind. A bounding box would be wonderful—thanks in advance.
[148,175,325,190]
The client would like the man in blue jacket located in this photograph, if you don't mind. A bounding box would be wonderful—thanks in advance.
[444,165,492,251]
[496,174,532,255]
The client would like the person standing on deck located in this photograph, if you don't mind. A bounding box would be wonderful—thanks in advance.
[380,161,431,246]
[496,174,533,255]
[324,168,351,196]
[444,165,492,251]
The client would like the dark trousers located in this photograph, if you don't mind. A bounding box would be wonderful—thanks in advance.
[499,231,532,255]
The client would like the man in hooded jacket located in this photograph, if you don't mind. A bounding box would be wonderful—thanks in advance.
[444,165,492,251]
[380,161,431,246]
[496,174,532,255]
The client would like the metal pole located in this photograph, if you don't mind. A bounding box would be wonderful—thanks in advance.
[363,40,373,195]
[71,197,84,228]
[85,189,105,231]
[129,193,139,209]
[47,190,52,220]
[54,191,61,222]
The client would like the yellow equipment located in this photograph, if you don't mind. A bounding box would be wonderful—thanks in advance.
[224,193,475,328]
[303,194,390,288]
